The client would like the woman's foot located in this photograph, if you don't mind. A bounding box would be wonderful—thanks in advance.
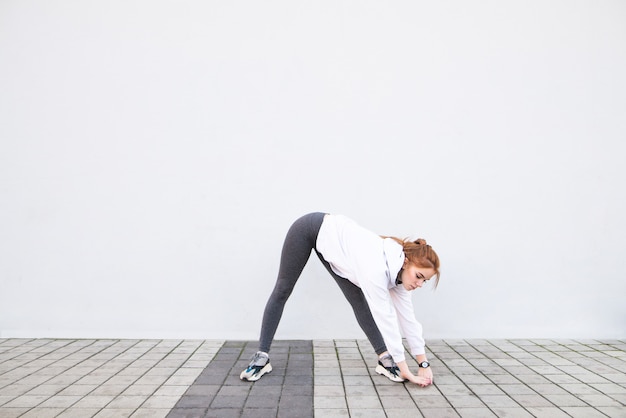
[240,351,272,381]
[375,354,405,383]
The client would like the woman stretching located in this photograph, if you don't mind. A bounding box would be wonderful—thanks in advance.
[240,212,440,386]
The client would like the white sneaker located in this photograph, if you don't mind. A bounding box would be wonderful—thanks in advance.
[240,351,272,381]
[375,354,405,383]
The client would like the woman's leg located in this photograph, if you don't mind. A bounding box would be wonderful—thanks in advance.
[315,252,388,356]
[258,212,326,353]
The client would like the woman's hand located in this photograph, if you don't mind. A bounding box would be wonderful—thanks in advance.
[417,365,433,386]
[397,361,432,387]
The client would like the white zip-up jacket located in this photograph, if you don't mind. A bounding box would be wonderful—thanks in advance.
[316,214,426,363]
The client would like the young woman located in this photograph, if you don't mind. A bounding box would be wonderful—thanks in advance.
[240,212,440,386]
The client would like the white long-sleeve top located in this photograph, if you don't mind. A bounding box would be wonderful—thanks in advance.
[315,214,426,363]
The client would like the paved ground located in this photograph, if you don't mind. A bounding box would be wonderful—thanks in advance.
[0,339,624,418]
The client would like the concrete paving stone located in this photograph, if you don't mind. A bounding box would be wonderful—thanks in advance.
[608,392,626,405]
[144,367,178,376]
[3,394,49,408]
[576,392,623,406]
[528,384,570,395]
[215,384,250,397]
[571,373,612,384]
[560,406,609,418]
[90,384,128,397]
[419,407,460,418]
[283,383,313,396]
[525,406,572,417]
[314,368,341,376]
[558,382,601,394]
[411,393,452,408]
[153,385,188,397]
[56,407,102,417]
[313,396,347,409]
[106,395,148,409]
[598,406,626,417]
[313,408,350,417]
[140,395,182,409]
[74,375,111,386]
[385,409,424,418]
[498,384,538,396]
[436,384,473,396]
[93,408,135,417]
[343,385,377,397]
[17,374,57,386]
[277,407,313,418]
[280,394,313,409]
[466,384,505,396]
[590,382,626,394]
[21,406,66,417]
[375,384,411,396]
[165,407,208,418]
[432,375,463,385]
[284,375,313,386]
[0,407,29,418]
[339,367,369,376]
[193,372,227,386]
[477,395,520,408]
[508,393,554,407]
[542,393,588,407]
[71,394,116,408]
[181,360,207,368]
[454,408,498,417]
[515,374,552,385]
[241,408,279,418]
[182,384,219,397]
[209,394,247,408]
[346,409,386,418]
[244,393,280,408]
[174,395,213,408]
[345,395,382,410]
[130,408,170,418]
[379,395,417,409]
[604,373,626,384]
[120,384,159,396]
[456,374,492,385]
[131,374,172,386]
[342,375,372,386]
[0,384,38,396]
[23,383,67,396]
[486,374,522,385]
[37,394,81,408]
[446,394,487,408]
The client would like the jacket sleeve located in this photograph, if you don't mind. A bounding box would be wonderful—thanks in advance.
[389,286,426,356]
[354,257,408,363]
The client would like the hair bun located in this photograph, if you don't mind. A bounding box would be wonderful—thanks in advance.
[414,238,427,245]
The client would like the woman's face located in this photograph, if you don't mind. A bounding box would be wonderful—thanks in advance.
[400,260,436,291]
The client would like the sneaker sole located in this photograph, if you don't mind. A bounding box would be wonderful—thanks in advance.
[375,364,405,383]
[240,363,273,382]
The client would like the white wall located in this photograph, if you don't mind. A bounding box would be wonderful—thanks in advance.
[1,0,625,341]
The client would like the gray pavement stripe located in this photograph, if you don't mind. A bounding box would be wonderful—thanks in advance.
[166,340,313,418]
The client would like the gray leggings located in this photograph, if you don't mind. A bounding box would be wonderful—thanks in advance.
[259,212,387,355]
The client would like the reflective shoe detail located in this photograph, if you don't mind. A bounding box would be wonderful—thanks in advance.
[375,354,405,383]
[240,351,272,382]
